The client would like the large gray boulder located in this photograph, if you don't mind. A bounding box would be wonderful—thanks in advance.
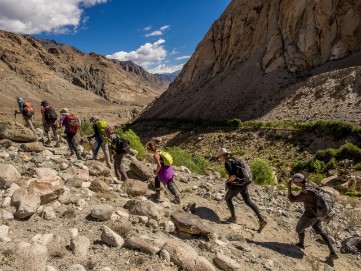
[0,164,21,189]
[0,121,36,142]
[171,211,213,235]
[129,158,154,180]
[125,199,164,220]
[11,187,41,219]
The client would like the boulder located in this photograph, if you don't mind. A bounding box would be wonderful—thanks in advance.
[89,179,111,192]
[0,164,21,189]
[21,142,45,153]
[340,237,361,254]
[11,187,41,219]
[0,225,9,241]
[12,243,48,271]
[0,121,36,142]
[101,226,124,247]
[122,179,148,197]
[124,237,159,255]
[91,204,114,221]
[195,256,217,271]
[161,241,198,271]
[68,264,86,271]
[129,158,154,180]
[29,177,65,204]
[35,168,58,178]
[170,211,213,235]
[125,199,164,220]
[70,236,90,259]
[62,167,89,181]
[39,206,57,220]
[65,178,83,188]
[213,253,241,271]
[85,160,111,176]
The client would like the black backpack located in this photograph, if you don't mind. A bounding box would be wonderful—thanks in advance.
[44,107,58,122]
[114,136,130,154]
[229,157,253,184]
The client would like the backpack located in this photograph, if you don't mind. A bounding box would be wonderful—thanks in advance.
[105,126,114,138]
[305,183,335,223]
[113,136,130,154]
[229,157,253,184]
[64,114,80,133]
[22,101,34,117]
[159,150,173,166]
[44,106,58,122]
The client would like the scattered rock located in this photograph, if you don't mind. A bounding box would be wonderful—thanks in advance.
[91,204,114,221]
[0,164,21,189]
[340,237,361,254]
[195,256,217,271]
[34,168,58,178]
[122,179,148,197]
[125,237,159,255]
[213,253,241,271]
[125,199,164,220]
[162,241,198,270]
[29,177,65,204]
[21,142,45,152]
[70,236,91,259]
[129,158,154,180]
[67,264,86,271]
[171,211,212,235]
[89,179,111,192]
[0,121,36,142]
[12,243,48,271]
[11,187,41,219]
[85,160,111,176]
[101,225,124,247]
[62,166,89,181]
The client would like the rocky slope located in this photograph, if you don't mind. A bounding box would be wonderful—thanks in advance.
[0,122,360,271]
[112,60,169,92]
[0,30,161,124]
[141,0,361,123]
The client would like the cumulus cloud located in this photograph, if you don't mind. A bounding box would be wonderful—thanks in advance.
[160,25,170,31]
[106,39,167,68]
[143,25,152,31]
[148,63,184,74]
[0,0,107,34]
[145,30,163,37]
[175,55,191,60]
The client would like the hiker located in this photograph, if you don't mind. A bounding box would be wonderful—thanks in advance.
[288,173,340,260]
[218,148,267,232]
[109,134,131,182]
[40,100,60,146]
[15,97,37,139]
[146,141,181,204]
[60,108,82,160]
[88,116,112,168]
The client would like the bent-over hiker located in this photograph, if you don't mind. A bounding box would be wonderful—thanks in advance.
[146,141,181,204]
[288,173,339,260]
[15,97,37,140]
[109,134,132,182]
[40,100,60,146]
[60,108,82,160]
[218,148,267,233]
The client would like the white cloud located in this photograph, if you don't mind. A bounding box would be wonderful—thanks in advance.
[143,25,152,31]
[106,39,167,68]
[145,30,162,37]
[175,55,191,60]
[0,0,107,34]
[147,63,184,74]
[160,25,170,31]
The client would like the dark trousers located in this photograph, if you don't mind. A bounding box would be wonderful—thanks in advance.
[113,153,128,181]
[155,177,179,198]
[296,215,336,253]
[225,183,264,221]
[66,132,80,157]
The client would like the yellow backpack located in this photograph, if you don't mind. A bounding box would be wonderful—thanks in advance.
[159,150,173,166]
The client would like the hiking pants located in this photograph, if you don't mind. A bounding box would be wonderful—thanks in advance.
[155,177,179,198]
[66,132,81,158]
[225,183,264,221]
[113,153,128,181]
[296,215,336,253]
[93,136,111,165]
[93,136,103,158]
[24,116,37,139]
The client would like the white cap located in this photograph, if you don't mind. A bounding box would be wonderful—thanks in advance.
[289,173,305,183]
[217,147,229,157]
[60,108,70,116]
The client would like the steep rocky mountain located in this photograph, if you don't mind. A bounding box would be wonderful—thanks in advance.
[111,60,169,92]
[0,30,161,124]
[141,0,361,123]
[154,70,181,83]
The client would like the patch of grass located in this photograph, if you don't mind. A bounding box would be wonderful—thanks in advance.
[80,121,94,136]
[336,143,361,163]
[354,163,361,170]
[231,149,245,156]
[166,147,210,174]
[116,129,145,158]
[315,148,337,163]
[307,173,326,185]
[344,191,361,197]
[250,158,275,185]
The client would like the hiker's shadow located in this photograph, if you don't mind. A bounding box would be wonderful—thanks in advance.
[193,207,221,224]
[246,239,304,259]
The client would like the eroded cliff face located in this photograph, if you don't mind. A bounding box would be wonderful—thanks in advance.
[142,0,361,122]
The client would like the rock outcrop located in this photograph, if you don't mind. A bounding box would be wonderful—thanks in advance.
[141,0,361,122]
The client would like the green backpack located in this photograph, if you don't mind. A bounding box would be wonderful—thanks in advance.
[159,150,173,166]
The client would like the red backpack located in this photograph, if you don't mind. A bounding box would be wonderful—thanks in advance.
[22,102,34,117]
[65,114,80,133]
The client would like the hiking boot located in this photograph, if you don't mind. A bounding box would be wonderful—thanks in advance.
[295,242,305,250]
[54,142,60,147]
[327,252,340,260]
[257,219,268,233]
[174,196,181,204]
[44,140,51,145]
[76,155,83,160]
[154,191,161,202]
[106,163,112,169]
[226,216,237,223]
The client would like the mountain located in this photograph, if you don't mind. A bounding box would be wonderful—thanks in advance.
[154,70,181,83]
[141,0,361,123]
[111,60,169,92]
[0,30,161,123]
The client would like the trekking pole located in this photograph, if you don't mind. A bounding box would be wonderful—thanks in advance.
[162,183,176,200]
[14,111,17,123]
[173,181,183,197]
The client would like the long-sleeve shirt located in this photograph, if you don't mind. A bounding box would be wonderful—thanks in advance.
[225,156,238,176]
[17,100,24,112]
[288,184,317,217]
[89,123,100,139]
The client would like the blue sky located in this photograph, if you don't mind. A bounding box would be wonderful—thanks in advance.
[0,0,231,73]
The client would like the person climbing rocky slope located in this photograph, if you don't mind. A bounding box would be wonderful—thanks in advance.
[141,0,361,123]
[0,122,360,271]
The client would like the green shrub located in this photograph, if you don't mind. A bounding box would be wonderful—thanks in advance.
[232,149,245,156]
[336,143,361,163]
[344,191,361,197]
[166,147,209,174]
[250,158,275,185]
[292,159,326,174]
[307,173,326,185]
[226,118,242,127]
[116,129,145,158]
[354,163,361,171]
[325,158,337,171]
[80,122,94,136]
[315,148,337,163]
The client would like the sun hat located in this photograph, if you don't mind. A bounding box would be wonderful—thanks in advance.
[289,173,305,183]
[60,108,70,116]
[89,116,100,122]
[41,100,48,106]
[217,147,229,158]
